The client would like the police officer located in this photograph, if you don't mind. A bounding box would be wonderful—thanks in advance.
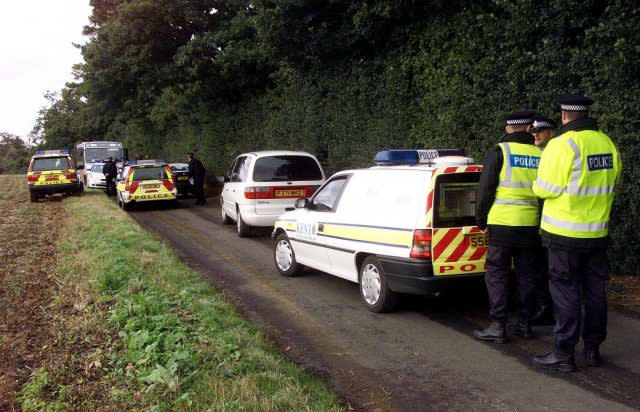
[474,111,541,343]
[102,156,118,196]
[187,152,206,205]
[530,115,557,326]
[532,94,621,372]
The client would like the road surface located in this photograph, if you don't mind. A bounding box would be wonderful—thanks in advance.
[132,198,640,411]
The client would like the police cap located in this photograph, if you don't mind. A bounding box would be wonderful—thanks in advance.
[556,93,594,112]
[530,115,556,132]
[504,110,536,126]
[187,152,195,157]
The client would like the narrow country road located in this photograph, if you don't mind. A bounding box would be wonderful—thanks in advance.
[131,198,640,411]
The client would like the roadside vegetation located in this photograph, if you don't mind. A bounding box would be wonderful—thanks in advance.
[31,1,640,274]
[11,183,342,410]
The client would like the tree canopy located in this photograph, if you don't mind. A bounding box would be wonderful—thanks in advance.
[33,0,640,272]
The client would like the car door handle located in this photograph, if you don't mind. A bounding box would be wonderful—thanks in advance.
[317,223,324,232]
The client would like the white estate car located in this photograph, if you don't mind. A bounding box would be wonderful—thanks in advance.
[86,163,106,189]
[220,151,326,237]
[272,149,488,313]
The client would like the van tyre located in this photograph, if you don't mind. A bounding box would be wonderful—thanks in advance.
[236,207,250,237]
[359,255,397,313]
[274,233,301,276]
[221,206,233,225]
[29,191,38,203]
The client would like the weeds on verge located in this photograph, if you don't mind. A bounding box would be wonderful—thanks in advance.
[20,190,342,411]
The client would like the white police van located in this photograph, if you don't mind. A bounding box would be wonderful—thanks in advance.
[272,149,487,312]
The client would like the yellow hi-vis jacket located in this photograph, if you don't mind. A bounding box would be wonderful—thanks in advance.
[533,129,621,239]
[487,142,542,226]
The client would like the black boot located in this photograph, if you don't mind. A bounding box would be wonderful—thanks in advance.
[473,322,506,343]
[583,347,602,367]
[532,304,554,326]
[510,318,533,339]
[532,352,576,372]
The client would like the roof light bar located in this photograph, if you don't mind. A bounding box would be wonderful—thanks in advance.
[373,149,466,165]
[35,149,69,155]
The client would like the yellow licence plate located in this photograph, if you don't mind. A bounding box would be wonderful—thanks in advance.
[469,234,488,248]
[274,189,304,197]
[178,176,188,180]
[144,184,160,189]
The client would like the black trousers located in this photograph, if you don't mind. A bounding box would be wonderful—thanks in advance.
[548,248,608,356]
[536,247,552,309]
[193,179,205,203]
[485,245,537,324]
[105,177,116,196]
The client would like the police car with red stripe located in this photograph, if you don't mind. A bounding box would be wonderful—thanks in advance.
[272,149,488,312]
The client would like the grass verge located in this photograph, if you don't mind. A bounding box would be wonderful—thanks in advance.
[20,189,342,411]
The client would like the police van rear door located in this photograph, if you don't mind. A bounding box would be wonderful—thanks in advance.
[430,169,487,276]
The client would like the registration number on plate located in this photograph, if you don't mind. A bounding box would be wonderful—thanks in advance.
[144,184,160,189]
[275,189,304,197]
[469,234,488,247]
[178,176,188,180]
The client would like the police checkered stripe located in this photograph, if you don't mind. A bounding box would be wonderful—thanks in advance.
[560,104,588,111]
[506,118,530,125]
[532,120,553,129]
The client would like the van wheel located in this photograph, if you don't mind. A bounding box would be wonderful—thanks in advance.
[359,255,397,313]
[274,233,301,276]
[236,207,250,237]
[119,196,129,211]
[221,206,233,225]
[29,192,39,203]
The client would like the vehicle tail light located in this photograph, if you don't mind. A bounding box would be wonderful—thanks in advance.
[245,186,271,199]
[27,173,40,184]
[65,171,78,180]
[410,229,432,259]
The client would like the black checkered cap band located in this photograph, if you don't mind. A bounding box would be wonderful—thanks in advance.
[560,104,589,111]
[506,118,531,125]
[532,120,553,129]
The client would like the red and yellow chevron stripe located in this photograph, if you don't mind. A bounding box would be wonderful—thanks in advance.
[432,227,487,276]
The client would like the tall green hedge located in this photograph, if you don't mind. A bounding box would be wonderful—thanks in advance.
[37,0,640,272]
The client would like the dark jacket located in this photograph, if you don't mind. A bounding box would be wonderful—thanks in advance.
[476,131,540,248]
[102,161,117,179]
[540,117,609,251]
[188,157,206,182]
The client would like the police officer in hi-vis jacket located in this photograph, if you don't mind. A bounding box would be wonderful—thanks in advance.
[532,94,621,372]
[474,111,542,343]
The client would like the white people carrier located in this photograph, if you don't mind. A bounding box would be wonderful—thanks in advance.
[272,149,488,312]
[219,151,325,237]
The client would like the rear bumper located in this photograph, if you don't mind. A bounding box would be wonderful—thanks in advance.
[378,255,484,294]
[238,204,280,227]
[122,191,177,204]
[29,182,81,194]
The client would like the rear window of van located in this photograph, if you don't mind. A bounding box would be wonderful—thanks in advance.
[253,155,323,182]
[132,166,168,181]
[433,173,480,228]
[31,157,70,171]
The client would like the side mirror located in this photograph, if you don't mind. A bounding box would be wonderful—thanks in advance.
[122,148,129,161]
[295,198,310,209]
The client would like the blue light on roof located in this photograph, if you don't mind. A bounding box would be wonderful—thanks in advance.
[126,159,166,166]
[373,149,466,165]
[35,149,69,155]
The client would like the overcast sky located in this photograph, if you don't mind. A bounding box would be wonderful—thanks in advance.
[0,1,91,140]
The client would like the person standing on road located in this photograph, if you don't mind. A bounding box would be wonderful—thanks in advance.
[474,111,541,343]
[187,152,206,205]
[102,156,118,196]
[530,115,557,326]
[532,94,621,372]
